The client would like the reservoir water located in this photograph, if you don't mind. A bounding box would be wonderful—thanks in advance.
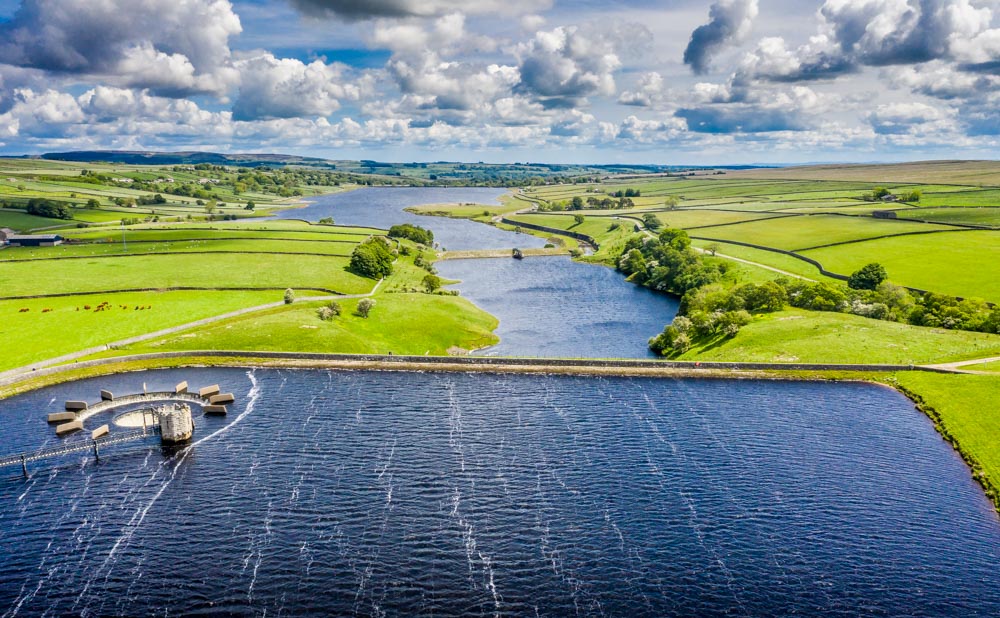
[275,187,548,251]
[279,186,678,358]
[437,256,679,358]
[2,368,999,616]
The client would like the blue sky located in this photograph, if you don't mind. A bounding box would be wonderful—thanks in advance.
[0,0,998,164]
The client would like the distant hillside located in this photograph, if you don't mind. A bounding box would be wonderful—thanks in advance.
[40,150,329,167]
[728,160,1000,186]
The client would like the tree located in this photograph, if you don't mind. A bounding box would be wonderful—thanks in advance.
[423,274,442,293]
[573,213,585,226]
[642,213,662,231]
[245,201,255,211]
[848,262,888,290]
[570,196,584,210]
[706,243,720,256]
[872,187,891,199]
[356,298,375,318]
[204,201,217,215]
[350,238,395,279]
[284,288,295,304]
[318,217,335,225]
[86,198,101,209]
[664,196,680,210]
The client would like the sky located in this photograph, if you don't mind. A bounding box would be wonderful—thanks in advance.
[0,0,998,164]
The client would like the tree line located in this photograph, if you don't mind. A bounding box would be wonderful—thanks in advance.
[611,229,1000,357]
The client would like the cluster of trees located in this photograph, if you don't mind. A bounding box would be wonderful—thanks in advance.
[537,195,636,211]
[651,280,789,355]
[387,223,434,246]
[25,198,72,219]
[620,230,1000,357]
[350,237,395,279]
[861,187,922,202]
[610,188,641,198]
[316,300,342,321]
[616,228,726,297]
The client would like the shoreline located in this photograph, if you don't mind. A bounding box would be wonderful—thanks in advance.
[0,349,947,399]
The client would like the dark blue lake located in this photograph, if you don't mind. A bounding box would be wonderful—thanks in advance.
[1,368,999,616]
[275,187,547,251]
[438,256,679,358]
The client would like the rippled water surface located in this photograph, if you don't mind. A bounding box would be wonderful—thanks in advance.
[2,368,999,616]
[275,187,547,251]
[438,256,679,358]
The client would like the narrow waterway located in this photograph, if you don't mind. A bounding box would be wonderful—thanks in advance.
[437,256,678,358]
[278,186,676,358]
[275,186,547,251]
[2,368,999,616]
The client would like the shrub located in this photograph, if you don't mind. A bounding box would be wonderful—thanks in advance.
[284,288,295,304]
[356,298,375,318]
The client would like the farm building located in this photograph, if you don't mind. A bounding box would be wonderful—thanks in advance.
[7,234,63,247]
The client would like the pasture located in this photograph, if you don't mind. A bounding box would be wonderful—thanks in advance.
[113,293,500,357]
[801,230,1000,302]
[678,308,1000,364]
[0,290,279,371]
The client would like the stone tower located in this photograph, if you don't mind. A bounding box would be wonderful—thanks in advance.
[158,403,194,444]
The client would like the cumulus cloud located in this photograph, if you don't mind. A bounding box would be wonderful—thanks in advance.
[288,0,550,20]
[515,25,639,108]
[0,0,241,96]
[886,61,1000,98]
[743,0,1000,82]
[618,72,667,107]
[867,101,950,134]
[683,0,759,74]
[233,54,366,120]
[676,83,824,133]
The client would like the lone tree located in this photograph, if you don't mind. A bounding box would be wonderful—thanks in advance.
[423,274,442,293]
[848,262,888,290]
[356,298,375,318]
[284,288,295,304]
[350,238,394,279]
[573,213,585,226]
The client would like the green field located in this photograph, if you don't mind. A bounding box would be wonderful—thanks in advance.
[0,290,279,371]
[679,308,1000,364]
[106,293,499,357]
[0,209,69,231]
[0,252,371,296]
[802,230,1000,302]
[894,207,1000,227]
[692,215,953,251]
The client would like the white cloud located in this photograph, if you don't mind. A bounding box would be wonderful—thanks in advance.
[0,0,242,96]
[515,25,630,107]
[233,54,366,120]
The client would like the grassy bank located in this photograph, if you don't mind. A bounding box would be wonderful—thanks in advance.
[97,294,500,357]
[893,372,1000,511]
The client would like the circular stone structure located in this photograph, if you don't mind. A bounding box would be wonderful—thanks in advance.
[113,409,159,428]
